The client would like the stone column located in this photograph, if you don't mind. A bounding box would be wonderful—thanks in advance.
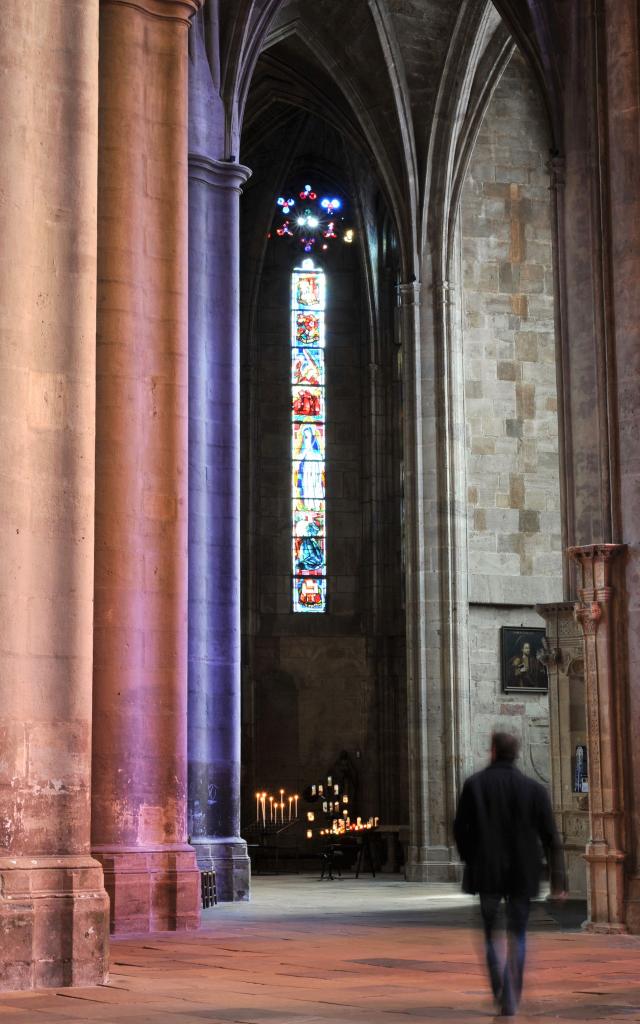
[188,155,251,901]
[92,0,201,933]
[403,269,463,883]
[569,544,627,931]
[0,0,109,989]
[400,279,441,881]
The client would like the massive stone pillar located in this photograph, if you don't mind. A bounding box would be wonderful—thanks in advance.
[0,0,109,988]
[92,0,201,933]
[188,154,251,901]
[569,544,627,932]
[600,0,640,934]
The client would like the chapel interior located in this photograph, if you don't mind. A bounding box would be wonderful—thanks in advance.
[0,0,638,993]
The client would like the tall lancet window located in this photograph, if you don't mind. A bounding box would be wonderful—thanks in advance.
[272,183,352,613]
[291,259,326,612]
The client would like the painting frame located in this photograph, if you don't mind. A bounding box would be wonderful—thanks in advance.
[500,626,549,694]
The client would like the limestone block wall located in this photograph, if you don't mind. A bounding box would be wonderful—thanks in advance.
[458,50,563,776]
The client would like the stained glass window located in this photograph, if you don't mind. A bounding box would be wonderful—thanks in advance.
[292,259,326,612]
[273,185,351,253]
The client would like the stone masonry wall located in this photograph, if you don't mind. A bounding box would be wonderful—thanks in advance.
[459,50,563,776]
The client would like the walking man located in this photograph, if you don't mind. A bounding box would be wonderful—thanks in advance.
[453,732,566,1017]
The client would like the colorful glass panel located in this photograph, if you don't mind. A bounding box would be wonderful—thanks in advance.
[292,386,324,422]
[292,260,326,612]
[293,311,323,347]
[294,273,323,309]
[292,347,324,386]
[293,500,325,537]
[293,535,326,576]
[292,460,325,501]
[293,577,326,613]
[292,423,325,460]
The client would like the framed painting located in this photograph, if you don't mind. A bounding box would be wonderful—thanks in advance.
[500,626,549,693]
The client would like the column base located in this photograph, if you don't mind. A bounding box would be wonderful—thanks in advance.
[584,843,626,933]
[190,837,250,902]
[623,875,640,934]
[405,845,462,883]
[0,855,109,991]
[582,919,628,934]
[92,845,200,934]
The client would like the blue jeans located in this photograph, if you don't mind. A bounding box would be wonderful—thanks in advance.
[479,894,530,1015]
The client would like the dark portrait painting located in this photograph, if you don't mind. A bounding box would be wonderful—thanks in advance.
[501,626,549,693]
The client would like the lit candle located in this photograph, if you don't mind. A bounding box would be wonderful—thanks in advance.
[288,796,293,820]
[306,830,313,839]
[294,794,299,817]
[280,801,285,822]
[269,795,274,823]
[318,784,324,795]
[343,795,348,804]
[327,776,332,786]
[311,784,316,796]
[261,793,266,827]
[255,792,260,821]
[333,784,339,795]
[307,811,315,822]
[322,801,328,812]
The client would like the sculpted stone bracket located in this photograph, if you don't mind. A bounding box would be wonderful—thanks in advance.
[568,543,627,932]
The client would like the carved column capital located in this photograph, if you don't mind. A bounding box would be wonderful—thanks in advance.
[397,280,421,306]
[101,0,203,23]
[574,600,603,636]
[188,155,252,193]
[433,278,454,306]
[568,543,626,597]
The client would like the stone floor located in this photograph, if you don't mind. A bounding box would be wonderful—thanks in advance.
[1,876,639,1022]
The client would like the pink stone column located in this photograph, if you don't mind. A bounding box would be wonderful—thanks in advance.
[92,0,201,933]
[569,544,627,932]
[0,0,109,989]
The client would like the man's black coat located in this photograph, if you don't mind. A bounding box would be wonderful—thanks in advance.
[453,759,565,897]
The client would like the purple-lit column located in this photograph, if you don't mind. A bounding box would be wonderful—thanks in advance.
[188,155,251,901]
[92,0,201,934]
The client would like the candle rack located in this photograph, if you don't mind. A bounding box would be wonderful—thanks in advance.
[244,819,302,875]
[246,788,302,874]
[303,772,380,880]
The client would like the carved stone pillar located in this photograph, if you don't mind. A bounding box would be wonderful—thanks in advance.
[0,0,109,990]
[187,155,251,901]
[536,603,588,898]
[569,544,627,931]
[92,0,202,933]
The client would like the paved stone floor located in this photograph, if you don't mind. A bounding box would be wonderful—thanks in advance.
[1,876,639,1022]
